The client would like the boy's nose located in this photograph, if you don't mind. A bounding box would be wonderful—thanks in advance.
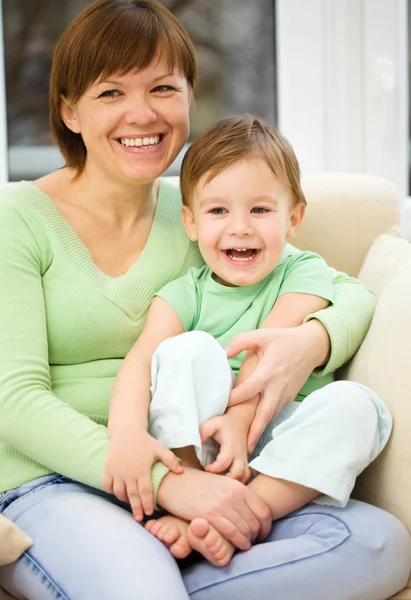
[227,215,254,236]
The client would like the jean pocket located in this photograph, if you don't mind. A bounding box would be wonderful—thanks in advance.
[0,475,68,514]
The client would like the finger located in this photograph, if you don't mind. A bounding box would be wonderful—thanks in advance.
[245,489,272,541]
[228,373,265,406]
[226,458,246,482]
[158,447,183,474]
[112,479,128,503]
[210,515,251,551]
[200,418,220,442]
[102,473,114,495]
[225,331,266,358]
[127,481,143,522]
[247,402,275,453]
[205,448,233,474]
[138,474,154,517]
[242,466,252,485]
[213,502,262,547]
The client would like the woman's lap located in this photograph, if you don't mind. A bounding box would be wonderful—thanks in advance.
[0,477,409,600]
[184,499,411,600]
[0,477,189,600]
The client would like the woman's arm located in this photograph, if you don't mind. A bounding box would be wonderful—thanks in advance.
[0,205,112,489]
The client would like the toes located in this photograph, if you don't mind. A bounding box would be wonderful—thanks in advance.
[189,517,210,539]
[169,537,192,559]
[187,521,235,567]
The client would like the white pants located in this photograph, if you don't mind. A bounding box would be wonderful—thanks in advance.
[149,331,392,507]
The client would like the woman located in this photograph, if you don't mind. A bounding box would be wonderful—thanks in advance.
[0,1,409,599]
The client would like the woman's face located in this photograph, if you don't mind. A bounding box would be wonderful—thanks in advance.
[61,56,191,185]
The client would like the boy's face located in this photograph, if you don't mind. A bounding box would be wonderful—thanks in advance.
[182,157,305,287]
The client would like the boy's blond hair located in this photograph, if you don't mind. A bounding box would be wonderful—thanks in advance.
[180,115,305,206]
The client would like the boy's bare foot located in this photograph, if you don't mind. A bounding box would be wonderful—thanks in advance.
[145,515,235,566]
[186,517,235,567]
[145,515,192,559]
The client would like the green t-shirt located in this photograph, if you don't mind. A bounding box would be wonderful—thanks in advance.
[157,247,335,399]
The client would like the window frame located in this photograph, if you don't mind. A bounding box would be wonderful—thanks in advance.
[276,0,408,204]
[0,0,8,185]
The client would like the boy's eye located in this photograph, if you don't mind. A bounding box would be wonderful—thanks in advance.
[99,89,121,98]
[251,207,269,214]
[209,207,227,215]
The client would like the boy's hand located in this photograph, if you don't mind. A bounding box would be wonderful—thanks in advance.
[200,415,251,484]
[103,428,183,521]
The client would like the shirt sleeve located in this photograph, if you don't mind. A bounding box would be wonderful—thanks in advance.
[0,204,114,490]
[282,244,376,376]
[155,267,201,331]
[278,251,334,302]
[304,267,376,376]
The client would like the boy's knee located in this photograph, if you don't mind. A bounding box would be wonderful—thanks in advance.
[155,331,224,362]
[307,381,381,427]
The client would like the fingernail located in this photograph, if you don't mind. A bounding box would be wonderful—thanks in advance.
[225,346,231,354]
[249,445,255,453]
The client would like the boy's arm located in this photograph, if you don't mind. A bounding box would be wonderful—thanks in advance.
[225,292,330,430]
[205,290,331,480]
[108,296,185,434]
[104,296,185,519]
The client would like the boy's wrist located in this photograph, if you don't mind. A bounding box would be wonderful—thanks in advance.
[108,420,148,439]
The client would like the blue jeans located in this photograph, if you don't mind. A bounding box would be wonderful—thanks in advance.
[0,475,409,600]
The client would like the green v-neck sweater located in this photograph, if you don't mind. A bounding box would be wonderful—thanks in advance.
[0,180,203,493]
[0,179,375,494]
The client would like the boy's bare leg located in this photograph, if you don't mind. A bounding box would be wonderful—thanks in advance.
[185,474,320,555]
[247,473,320,520]
[145,446,235,566]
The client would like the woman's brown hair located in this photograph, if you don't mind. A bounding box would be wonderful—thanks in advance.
[50,0,197,175]
[180,115,306,206]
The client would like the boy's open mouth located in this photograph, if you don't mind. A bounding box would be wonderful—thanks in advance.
[222,249,260,263]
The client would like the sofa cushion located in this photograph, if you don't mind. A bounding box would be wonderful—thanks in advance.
[341,229,411,535]
[292,174,399,276]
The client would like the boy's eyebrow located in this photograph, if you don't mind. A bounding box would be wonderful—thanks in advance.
[199,195,280,206]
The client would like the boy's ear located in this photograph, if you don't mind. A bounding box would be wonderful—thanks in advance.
[286,201,306,238]
[181,205,198,241]
[60,96,81,134]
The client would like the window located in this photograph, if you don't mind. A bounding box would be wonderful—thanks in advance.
[0,0,277,181]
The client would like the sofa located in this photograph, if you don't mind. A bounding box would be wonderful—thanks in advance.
[0,172,410,599]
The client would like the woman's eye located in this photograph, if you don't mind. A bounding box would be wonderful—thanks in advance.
[152,85,176,94]
[251,207,269,214]
[209,207,227,215]
[99,89,121,98]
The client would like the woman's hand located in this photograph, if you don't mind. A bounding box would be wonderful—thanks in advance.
[226,320,330,452]
[156,467,272,550]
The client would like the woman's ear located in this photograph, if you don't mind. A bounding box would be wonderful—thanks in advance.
[286,201,306,238]
[60,96,81,134]
[181,205,198,241]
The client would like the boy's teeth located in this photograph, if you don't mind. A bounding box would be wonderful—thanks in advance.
[120,135,160,147]
[227,249,257,262]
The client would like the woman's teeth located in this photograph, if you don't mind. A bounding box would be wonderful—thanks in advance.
[119,136,160,147]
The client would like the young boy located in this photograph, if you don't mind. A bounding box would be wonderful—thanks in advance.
[103,116,389,567]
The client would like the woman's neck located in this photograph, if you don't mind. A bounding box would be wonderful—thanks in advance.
[65,164,159,226]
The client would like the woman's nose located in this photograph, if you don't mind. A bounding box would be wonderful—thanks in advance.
[123,98,157,125]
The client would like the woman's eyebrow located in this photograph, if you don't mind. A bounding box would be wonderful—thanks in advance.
[97,72,176,86]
